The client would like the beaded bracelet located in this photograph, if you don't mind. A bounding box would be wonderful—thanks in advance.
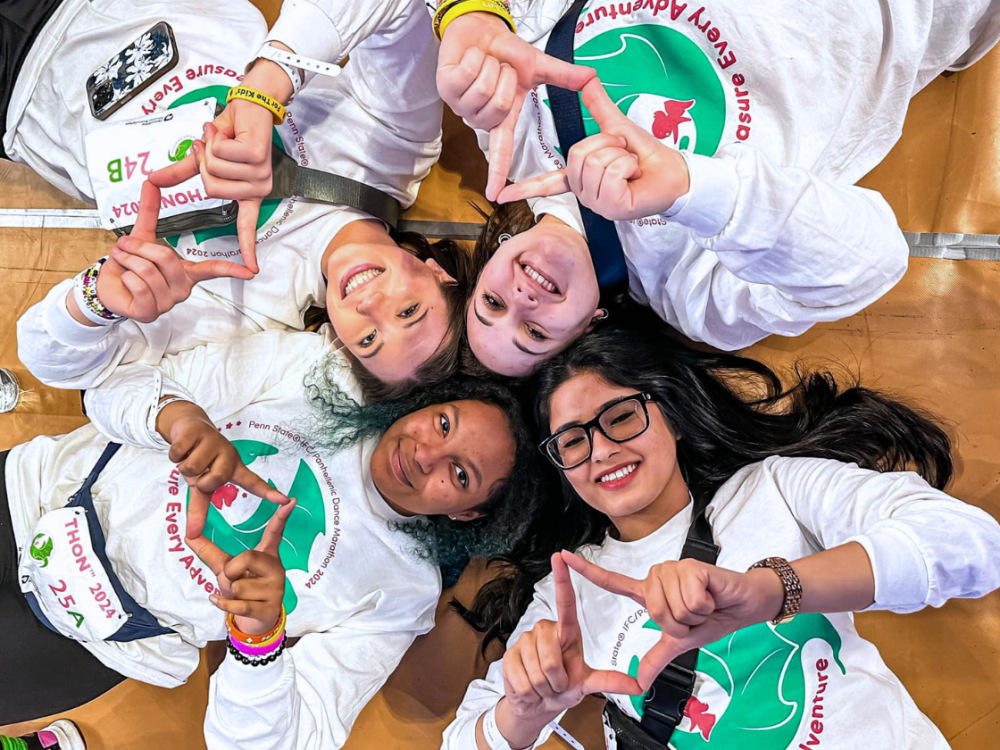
[73,257,126,326]
[227,633,286,667]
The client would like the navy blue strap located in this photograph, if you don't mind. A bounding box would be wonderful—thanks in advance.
[63,443,174,641]
[544,0,629,295]
[68,442,122,496]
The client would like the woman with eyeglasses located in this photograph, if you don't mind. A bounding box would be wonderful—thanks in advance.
[443,313,1000,750]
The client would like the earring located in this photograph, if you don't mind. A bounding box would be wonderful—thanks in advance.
[595,308,609,321]
[449,515,459,521]
[498,233,512,244]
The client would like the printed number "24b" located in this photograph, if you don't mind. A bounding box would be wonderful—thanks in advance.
[108,152,151,183]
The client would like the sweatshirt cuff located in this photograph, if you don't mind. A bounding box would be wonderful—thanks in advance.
[844,524,930,613]
[44,279,119,347]
[527,194,585,236]
[266,0,346,68]
[217,649,291,701]
[668,151,739,237]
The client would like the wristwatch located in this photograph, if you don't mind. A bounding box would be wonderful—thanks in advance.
[748,556,802,624]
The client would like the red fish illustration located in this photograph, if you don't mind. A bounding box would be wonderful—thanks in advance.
[683,696,716,741]
[211,483,239,510]
[652,99,695,144]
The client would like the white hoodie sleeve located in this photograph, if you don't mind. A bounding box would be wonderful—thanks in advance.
[652,146,909,350]
[205,590,438,750]
[442,580,566,750]
[82,329,329,449]
[757,457,1000,614]
[266,0,431,78]
[16,279,269,391]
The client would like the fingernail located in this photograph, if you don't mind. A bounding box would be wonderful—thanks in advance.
[209,594,218,605]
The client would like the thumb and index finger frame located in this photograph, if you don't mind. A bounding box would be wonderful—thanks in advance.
[129,180,163,242]
[257,498,297,557]
[560,549,646,606]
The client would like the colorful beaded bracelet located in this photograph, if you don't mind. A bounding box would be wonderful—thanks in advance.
[73,257,126,326]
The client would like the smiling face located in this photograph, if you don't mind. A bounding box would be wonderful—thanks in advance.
[325,240,456,384]
[369,399,517,519]
[547,371,688,540]
[467,216,602,377]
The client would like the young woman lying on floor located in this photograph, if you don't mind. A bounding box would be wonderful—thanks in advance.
[432,0,1000,375]
[444,317,1000,750]
[1,319,546,750]
[4,0,474,398]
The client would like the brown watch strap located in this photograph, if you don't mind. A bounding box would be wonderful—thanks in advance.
[748,556,803,624]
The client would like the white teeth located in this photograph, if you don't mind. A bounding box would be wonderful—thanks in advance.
[522,263,557,293]
[345,268,383,296]
[598,463,638,483]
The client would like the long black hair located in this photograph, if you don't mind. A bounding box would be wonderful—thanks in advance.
[458,306,953,646]
[305,356,554,585]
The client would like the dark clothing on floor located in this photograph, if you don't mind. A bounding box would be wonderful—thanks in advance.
[0,0,64,159]
[0,449,126,724]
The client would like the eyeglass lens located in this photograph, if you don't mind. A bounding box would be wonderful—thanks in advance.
[551,398,648,467]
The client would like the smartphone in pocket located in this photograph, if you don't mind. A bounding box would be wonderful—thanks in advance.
[87,21,179,120]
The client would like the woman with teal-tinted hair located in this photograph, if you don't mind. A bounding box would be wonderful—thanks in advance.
[0,320,547,750]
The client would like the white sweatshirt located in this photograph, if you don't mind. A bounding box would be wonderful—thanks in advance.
[10,0,442,389]
[6,326,442,750]
[436,0,1000,349]
[442,456,1000,750]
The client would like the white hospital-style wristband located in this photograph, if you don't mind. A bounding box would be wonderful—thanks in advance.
[145,370,195,448]
[482,705,515,750]
[255,44,342,97]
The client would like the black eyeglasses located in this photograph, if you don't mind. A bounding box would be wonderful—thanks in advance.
[540,393,657,470]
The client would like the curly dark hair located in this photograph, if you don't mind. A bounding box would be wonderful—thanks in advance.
[457,305,953,648]
[304,355,556,586]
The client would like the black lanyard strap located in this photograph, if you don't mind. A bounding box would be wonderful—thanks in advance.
[638,501,718,742]
[544,0,630,296]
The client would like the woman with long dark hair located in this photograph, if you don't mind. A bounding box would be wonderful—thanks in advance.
[444,316,1000,750]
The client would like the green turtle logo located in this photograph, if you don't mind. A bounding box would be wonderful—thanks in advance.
[168,138,194,163]
[570,25,727,156]
[30,533,54,568]
[163,86,284,247]
[191,440,327,614]
[627,614,845,748]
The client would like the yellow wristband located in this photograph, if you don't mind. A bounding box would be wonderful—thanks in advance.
[434,0,516,42]
[226,86,286,125]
